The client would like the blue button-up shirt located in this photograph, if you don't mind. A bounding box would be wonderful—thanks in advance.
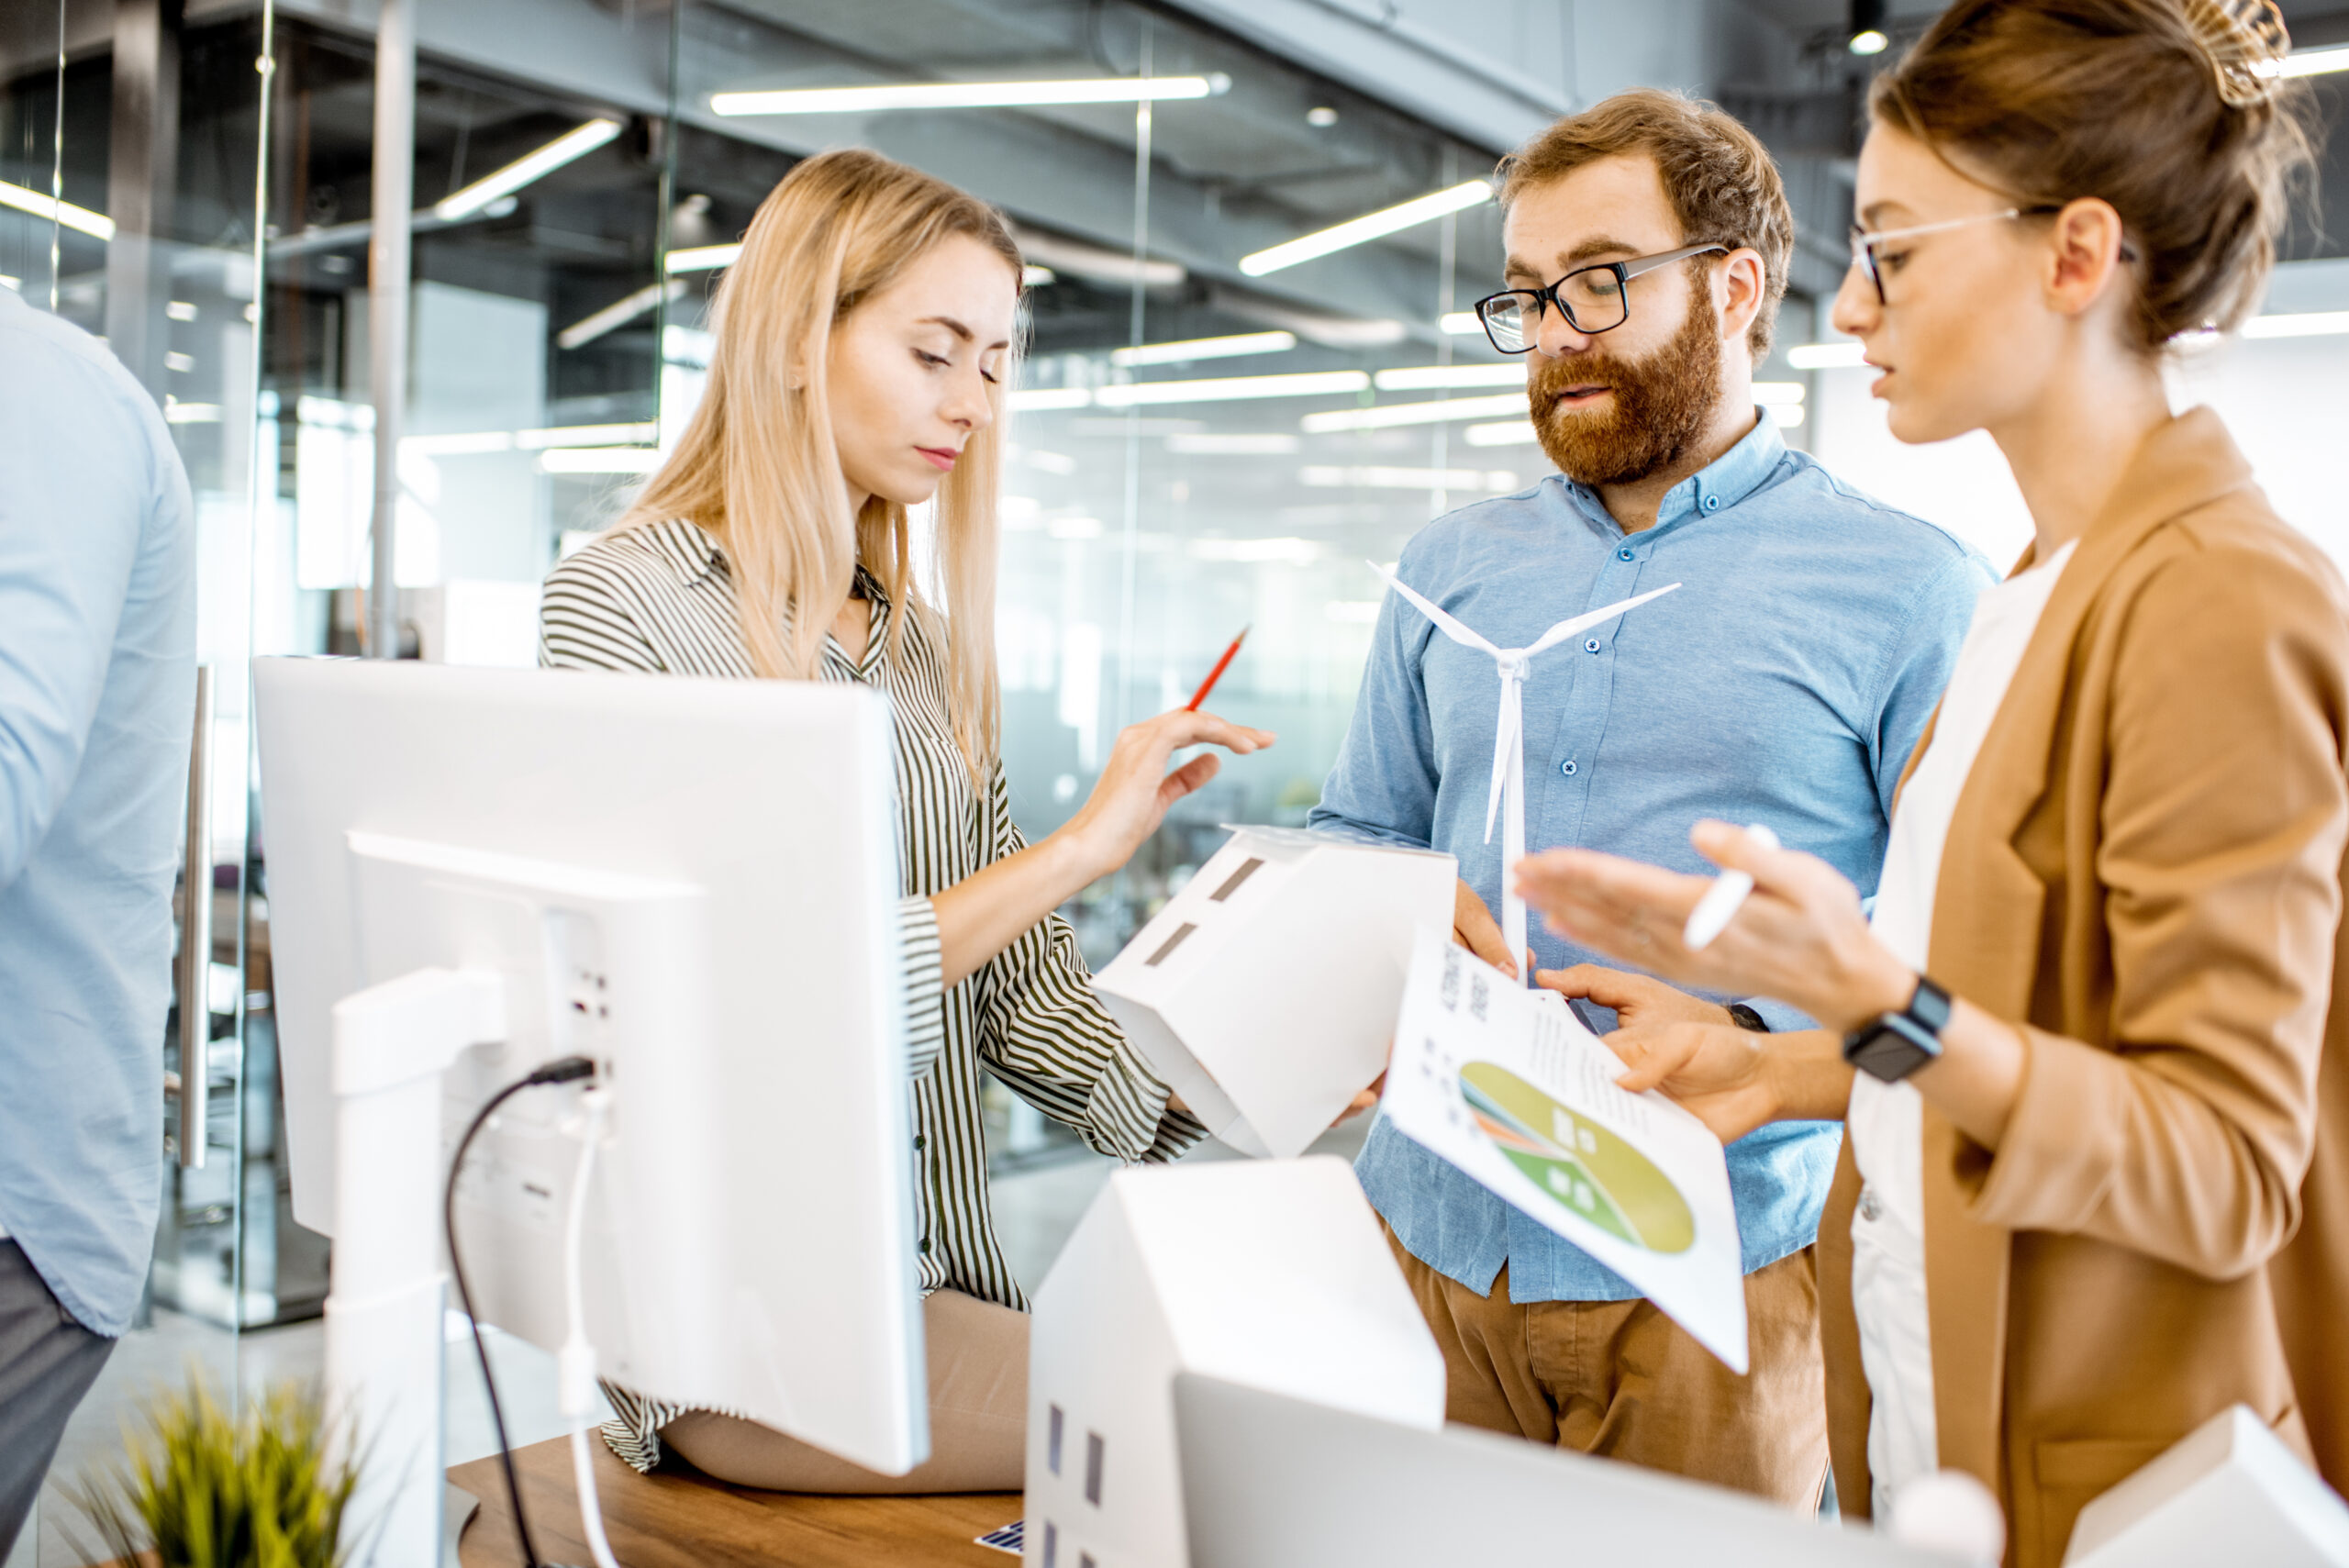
[1312,414,1990,1303]
[0,286,195,1336]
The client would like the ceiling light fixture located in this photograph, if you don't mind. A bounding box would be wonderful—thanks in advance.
[1463,420,1539,447]
[1093,370,1370,407]
[1298,465,1519,491]
[1787,341,1868,369]
[2242,309,2349,338]
[665,242,742,273]
[1111,330,1297,367]
[1439,312,1484,335]
[1847,0,1889,54]
[1374,363,1526,391]
[434,117,624,221]
[1299,391,1527,433]
[1240,180,1492,277]
[711,74,1229,117]
[0,178,115,240]
[558,280,687,350]
[539,446,662,474]
[2263,43,2349,78]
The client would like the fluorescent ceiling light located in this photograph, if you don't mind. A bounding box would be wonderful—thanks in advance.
[1753,380,1806,405]
[435,118,623,221]
[1008,387,1094,412]
[1463,420,1538,447]
[166,300,197,321]
[2263,44,2349,78]
[403,430,515,456]
[2243,310,2349,339]
[559,279,685,350]
[1111,330,1296,367]
[1165,432,1300,455]
[1022,265,1056,287]
[711,74,1228,117]
[540,446,662,474]
[666,242,742,273]
[0,178,114,239]
[1440,311,1483,335]
[1787,341,1868,370]
[1094,370,1369,407]
[1770,405,1806,428]
[1240,180,1492,277]
[1299,390,1525,433]
[1299,465,1518,491]
[1374,363,1525,391]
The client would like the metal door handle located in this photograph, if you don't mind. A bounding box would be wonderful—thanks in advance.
[174,664,213,1169]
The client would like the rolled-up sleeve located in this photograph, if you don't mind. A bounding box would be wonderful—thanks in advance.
[1961,543,2348,1280]
[972,766,1206,1162]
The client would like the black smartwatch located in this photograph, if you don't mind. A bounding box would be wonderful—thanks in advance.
[1726,1003,1770,1033]
[1842,975,1952,1084]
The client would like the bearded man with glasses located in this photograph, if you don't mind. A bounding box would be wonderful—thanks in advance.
[1309,88,1995,1507]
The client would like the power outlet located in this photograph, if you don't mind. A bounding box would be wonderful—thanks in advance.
[544,907,612,1062]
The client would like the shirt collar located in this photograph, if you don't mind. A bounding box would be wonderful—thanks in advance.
[1560,409,1787,537]
[644,517,891,609]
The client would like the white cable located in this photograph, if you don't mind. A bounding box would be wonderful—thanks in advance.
[561,1084,624,1568]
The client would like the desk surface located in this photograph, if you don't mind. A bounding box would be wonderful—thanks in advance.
[448,1436,1021,1568]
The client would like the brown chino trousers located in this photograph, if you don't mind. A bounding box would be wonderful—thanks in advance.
[1385,1224,1830,1507]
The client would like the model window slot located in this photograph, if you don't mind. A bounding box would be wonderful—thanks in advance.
[1043,1520,1058,1568]
[1208,857,1264,903]
[1143,923,1197,967]
[1084,1430,1106,1505]
[1080,1556,1096,1568]
[1047,1403,1063,1474]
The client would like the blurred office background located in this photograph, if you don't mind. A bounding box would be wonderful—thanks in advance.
[2,0,2343,1558]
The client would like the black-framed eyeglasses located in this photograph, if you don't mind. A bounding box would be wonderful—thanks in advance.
[1473,243,1730,353]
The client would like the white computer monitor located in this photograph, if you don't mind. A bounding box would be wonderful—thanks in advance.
[255,655,926,1475]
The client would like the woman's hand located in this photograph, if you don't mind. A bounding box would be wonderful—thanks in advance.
[1056,708,1275,884]
[1600,1024,1853,1145]
[1513,819,1914,1036]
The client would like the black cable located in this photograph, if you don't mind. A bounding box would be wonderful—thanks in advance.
[444,1055,597,1568]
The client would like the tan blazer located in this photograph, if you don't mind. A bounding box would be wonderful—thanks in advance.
[1817,408,2349,1567]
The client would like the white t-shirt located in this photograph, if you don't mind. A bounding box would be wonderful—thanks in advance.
[1850,540,2075,1520]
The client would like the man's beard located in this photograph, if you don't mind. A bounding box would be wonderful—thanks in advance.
[1529,302,1724,488]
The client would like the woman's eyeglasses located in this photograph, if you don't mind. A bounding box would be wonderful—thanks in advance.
[1846,205,2143,305]
[1473,243,1730,354]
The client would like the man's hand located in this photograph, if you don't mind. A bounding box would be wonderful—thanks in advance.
[1452,879,1528,980]
[1537,963,1736,1031]
[1598,1020,1781,1146]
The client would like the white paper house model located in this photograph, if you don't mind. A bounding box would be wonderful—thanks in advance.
[1091,826,1455,1158]
[2061,1404,2349,1567]
[1022,1156,1444,1568]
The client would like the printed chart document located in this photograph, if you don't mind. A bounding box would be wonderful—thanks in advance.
[1379,930,1749,1371]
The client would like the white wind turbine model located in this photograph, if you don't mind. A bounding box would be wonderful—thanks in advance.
[1370,562,1682,979]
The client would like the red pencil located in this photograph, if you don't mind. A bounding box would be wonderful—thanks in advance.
[1184,626,1251,712]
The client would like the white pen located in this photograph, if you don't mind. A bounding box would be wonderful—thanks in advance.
[1681,823,1781,951]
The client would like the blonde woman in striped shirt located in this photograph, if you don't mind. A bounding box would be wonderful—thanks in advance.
[540,148,1274,1492]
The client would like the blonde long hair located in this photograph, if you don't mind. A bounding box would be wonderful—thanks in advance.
[620,148,1019,781]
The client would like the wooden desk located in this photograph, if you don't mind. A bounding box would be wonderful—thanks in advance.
[448,1438,1020,1568]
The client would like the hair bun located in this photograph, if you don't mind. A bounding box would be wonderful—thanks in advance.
[2180,0,2292,107]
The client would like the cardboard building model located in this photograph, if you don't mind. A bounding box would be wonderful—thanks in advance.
[1021,1157,1444,1568]
[1091,826,1455,1158]
[2063,1404,2349,1566]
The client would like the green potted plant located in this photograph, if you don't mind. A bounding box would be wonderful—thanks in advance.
[62,1372,366,1568]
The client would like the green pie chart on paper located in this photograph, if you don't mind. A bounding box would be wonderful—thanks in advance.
[1458,1061,1695,1254]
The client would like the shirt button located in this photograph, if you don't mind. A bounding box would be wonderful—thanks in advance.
[1560,760,1577,776]
[919,1237,932,1254]
[1702,495,1721,512]
[913,1134,926,1151]
[1859,1187,1882,1223]
[1584,639,1601,653]
[1617,547,1634,562]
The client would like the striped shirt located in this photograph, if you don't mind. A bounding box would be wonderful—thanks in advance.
[540,517,1205,1470]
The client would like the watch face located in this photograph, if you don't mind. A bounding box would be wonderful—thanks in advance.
[1849,1019,1936,1084]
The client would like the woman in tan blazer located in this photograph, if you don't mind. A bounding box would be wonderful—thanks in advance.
[1510,0,2344,1562]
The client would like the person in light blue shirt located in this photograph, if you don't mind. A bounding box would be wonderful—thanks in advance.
[1311,91,1990,1506]
[0,283,195,1555]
